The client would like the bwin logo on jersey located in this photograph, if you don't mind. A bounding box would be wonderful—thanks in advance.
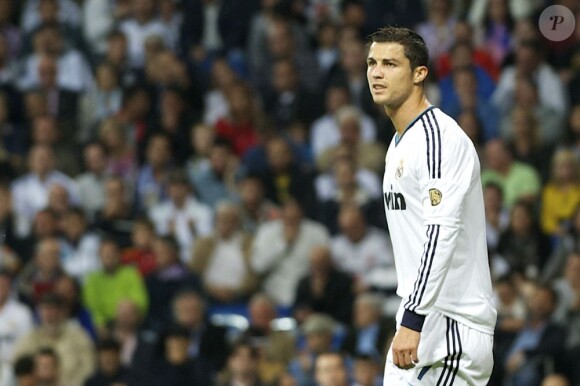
[384,190,407,210]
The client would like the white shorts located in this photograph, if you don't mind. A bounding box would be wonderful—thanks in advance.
[383,311,494,386]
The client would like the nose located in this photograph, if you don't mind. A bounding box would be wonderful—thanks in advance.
[370,65,384,79]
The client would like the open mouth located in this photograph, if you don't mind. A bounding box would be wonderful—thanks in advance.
[372,85,386,91]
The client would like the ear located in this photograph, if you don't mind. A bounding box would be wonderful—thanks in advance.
[413,66,429,85]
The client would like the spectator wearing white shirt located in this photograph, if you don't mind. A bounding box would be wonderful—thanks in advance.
[21,0,81,33]
[149,170,213,264]
[58,208,101,282]
[316,105,386,174]
[0,271,34,386]
[191,201,258,304]
[331,204,396,294]
[19,25,93,93]
[76,142,109,221]
[119,0,171,68]
[310,86,376,159]
[11,144,79,238]
[492,39,568,121]
[251,199,330,307]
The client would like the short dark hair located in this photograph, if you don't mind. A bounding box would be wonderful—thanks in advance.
[97,339,121,353]
[14,355,35,377]
[367,27,429,71]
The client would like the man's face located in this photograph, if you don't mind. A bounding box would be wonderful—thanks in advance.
[174,296,203,328]
[367,42,416,108]
[315,354,348,386]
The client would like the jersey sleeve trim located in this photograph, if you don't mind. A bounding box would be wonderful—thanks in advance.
[404,224,440,312]
[401,309,426,332]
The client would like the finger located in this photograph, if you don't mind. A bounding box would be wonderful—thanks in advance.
[403,352,412,367]
[411,349,419,364]
[392,349,400,367]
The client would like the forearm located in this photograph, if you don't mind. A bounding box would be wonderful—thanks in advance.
[402,224,459,332]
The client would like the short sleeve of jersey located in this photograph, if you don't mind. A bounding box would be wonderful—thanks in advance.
[413,113,476,228]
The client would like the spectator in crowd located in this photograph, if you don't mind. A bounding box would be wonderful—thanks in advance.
[541,149,580,237]
[492,39,568,120]
[189,139,240,208]
[79,63,124,143]
[120,217,157,277]
[171,290,228,371]
[104,299,144,368]
[504,106,554,182]
[310,86,376,160]
[244,293,296,376]
[329,36,375,118]
[154,87,194,165]
[215,339,266,386]
[145,235,200,330]
[20,24,92,93]
[135,132,174,213]
[53,274,95,339]
[331,204,395,294]
[504,285,567,386]
[13,355,36,386]
[352,353,382,386]
[252,199,329,307]
[259,137,317,216]
[294,245,353,325]
[415,0,456,62]
[289,313,336,386]
[83,238,148,335]
[14,293,95,386]
[215,81,262,157]
[11,144,79,238]
[316,106,386,174]
[191,201,257,304]
[150,325,212,386]
[500,76,564,146]
[58,208,101,281]
[33,348,61,386]
[237,174,280,233]
[119,0,171,69]
[341,292,395,362]
[93,176,134,248]
[203,57,238,126]
[0,271,34,386]
[76,142,109,221]
[481,139,541,209]
[497,200,551,278]
[491,274,527,384]
[262,58,322,130]
[0,184,18,257]
[84,339,135,386]
[313,351,350,386]
[98,118,137,183]
[543,209,580,283]
[484,182,509,269]
[149,169,213,263]
[17,237,65,307]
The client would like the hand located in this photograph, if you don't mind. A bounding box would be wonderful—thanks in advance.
[506,351,524,373]
[392,326,420,369]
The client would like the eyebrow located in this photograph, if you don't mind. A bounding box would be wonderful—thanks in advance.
[367,57,401,64]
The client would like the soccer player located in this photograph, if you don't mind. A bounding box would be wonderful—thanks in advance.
[366,27,497,385]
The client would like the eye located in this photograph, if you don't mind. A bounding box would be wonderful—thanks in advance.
[386,62,396,67]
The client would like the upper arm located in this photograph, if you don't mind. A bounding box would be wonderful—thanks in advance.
[414,118,475,227]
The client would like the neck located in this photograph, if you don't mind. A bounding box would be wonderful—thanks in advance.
[385,94,430,138]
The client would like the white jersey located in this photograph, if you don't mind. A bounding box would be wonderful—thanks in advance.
[383,106,497,335]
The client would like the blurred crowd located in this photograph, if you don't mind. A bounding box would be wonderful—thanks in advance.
[0,0,579,386]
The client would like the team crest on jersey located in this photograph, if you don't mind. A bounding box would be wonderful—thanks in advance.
[395,159,404,179]
[429,188,442,206]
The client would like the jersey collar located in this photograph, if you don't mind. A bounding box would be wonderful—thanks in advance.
[394,105,436,146]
